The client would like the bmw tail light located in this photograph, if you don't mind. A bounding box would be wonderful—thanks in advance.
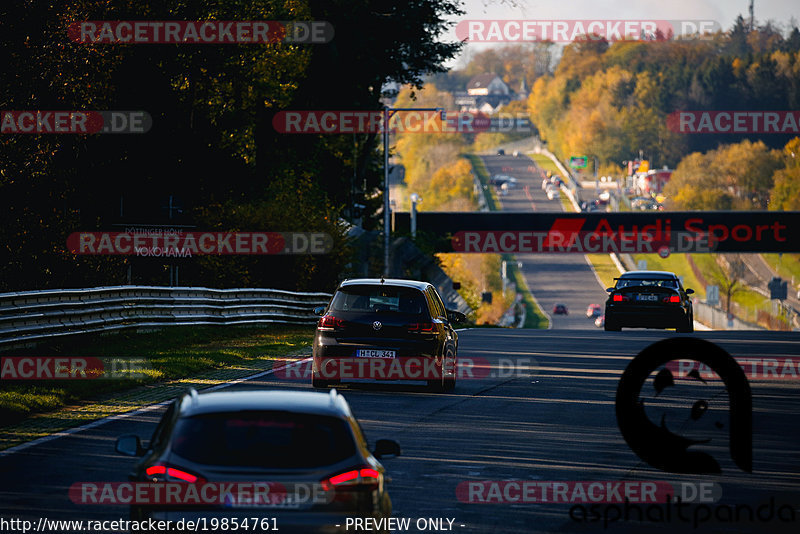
[612,294,629,302]
[321,467,380,491]
[663,295,681,303]
[318,315,345,330]
[407,322,436,333]
[145,464,203,483]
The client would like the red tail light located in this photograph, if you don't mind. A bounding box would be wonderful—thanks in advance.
[321,467,380,491]
[145,464,202,483]
[318,315,345,329]
[663,295,681,303]
[407,322,436,333]
[612,294,629,302]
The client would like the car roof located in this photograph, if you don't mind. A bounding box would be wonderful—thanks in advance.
[339,278,431,291]
[618,270,678,279]
[178,389,353,418]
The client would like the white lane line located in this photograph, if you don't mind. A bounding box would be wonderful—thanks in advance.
[0,357,312,457]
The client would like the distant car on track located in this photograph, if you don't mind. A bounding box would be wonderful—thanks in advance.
[497,149,505,155]
[594,315,605,328]
[604,270,694,332]
[586,304,602,318]
[552,303,568,315]
[512,150,520,157]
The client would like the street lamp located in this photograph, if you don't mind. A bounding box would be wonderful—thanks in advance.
[383,106,445,277]
[410,193,422,239]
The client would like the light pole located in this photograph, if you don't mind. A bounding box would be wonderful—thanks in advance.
[410,193,422,239]
[383,106,445,277]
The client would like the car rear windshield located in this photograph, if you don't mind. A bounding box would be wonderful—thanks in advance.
[615,278,678,288]
[170,411,356,468]
[330,285,427,315]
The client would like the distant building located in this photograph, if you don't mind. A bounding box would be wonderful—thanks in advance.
[454,73,513,114]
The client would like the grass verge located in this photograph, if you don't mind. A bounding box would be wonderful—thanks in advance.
[0,325,314,448]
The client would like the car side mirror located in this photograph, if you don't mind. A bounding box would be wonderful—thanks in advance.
[313,306,325,316]
[116,434,144,457]
[452,282,461,290]
[446,309,467,324]
[606,287,614,292]
[685,288,694,295]
[373,439,401,459]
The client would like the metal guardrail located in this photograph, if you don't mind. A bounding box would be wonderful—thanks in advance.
[0,286,333,347]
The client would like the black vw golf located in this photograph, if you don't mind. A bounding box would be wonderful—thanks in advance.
[312,278,464,391]
[604,270,695,332]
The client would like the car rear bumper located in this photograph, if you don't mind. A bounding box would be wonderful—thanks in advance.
[606,305,688,327]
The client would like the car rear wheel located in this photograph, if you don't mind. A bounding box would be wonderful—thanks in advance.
[677,315,694,333]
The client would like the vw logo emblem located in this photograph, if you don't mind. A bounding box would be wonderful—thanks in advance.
[372,321,382,331]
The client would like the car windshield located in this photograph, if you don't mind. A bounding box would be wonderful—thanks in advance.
[170,411,356,468]
[330,285,427,314]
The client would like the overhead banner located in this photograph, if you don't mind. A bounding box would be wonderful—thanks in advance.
[393,212,800,254]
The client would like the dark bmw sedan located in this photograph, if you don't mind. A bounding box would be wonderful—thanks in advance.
[312,278,464,391]
[115,388,401,533]
[604,270,695,332]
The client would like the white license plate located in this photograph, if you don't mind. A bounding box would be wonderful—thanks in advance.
[356,349,396,358]
[637,294,658,301]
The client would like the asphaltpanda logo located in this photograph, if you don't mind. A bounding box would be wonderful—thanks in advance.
[615,337,752,473]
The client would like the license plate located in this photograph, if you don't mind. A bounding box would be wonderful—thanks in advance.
[356,349,396,358]
[637,294,658,301]
[225,493,302,510]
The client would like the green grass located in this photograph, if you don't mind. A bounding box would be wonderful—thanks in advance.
[530,153,561,175]
[0,325,314,427]
[464,154,499,211]
[762,253,800,285]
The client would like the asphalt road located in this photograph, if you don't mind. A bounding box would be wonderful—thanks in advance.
[480,154,610,329]
[1,329,798,534]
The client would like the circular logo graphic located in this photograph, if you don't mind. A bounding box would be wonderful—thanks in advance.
[372,321,382,331]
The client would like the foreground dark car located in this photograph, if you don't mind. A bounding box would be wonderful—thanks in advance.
[604,270,694,332]
[312,278,462,391]
[115,389,400,533]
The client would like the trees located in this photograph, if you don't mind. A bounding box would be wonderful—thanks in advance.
[0,0,464,291]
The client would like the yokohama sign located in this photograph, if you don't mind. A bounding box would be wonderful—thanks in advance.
[394,212,800,254]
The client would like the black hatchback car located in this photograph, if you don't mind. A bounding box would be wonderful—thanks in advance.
[604,270,694,332]
[115,388,401,533]
[312,278,464,391]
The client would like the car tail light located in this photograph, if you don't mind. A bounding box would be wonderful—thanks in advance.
[318,315,345,330]
[407,322,436,333]
[612,294,629,302]
[663,295,681,303]
[321,467,380,491]
[145,464,203,483]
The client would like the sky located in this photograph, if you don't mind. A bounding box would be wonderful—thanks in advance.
[444,0,800,68]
